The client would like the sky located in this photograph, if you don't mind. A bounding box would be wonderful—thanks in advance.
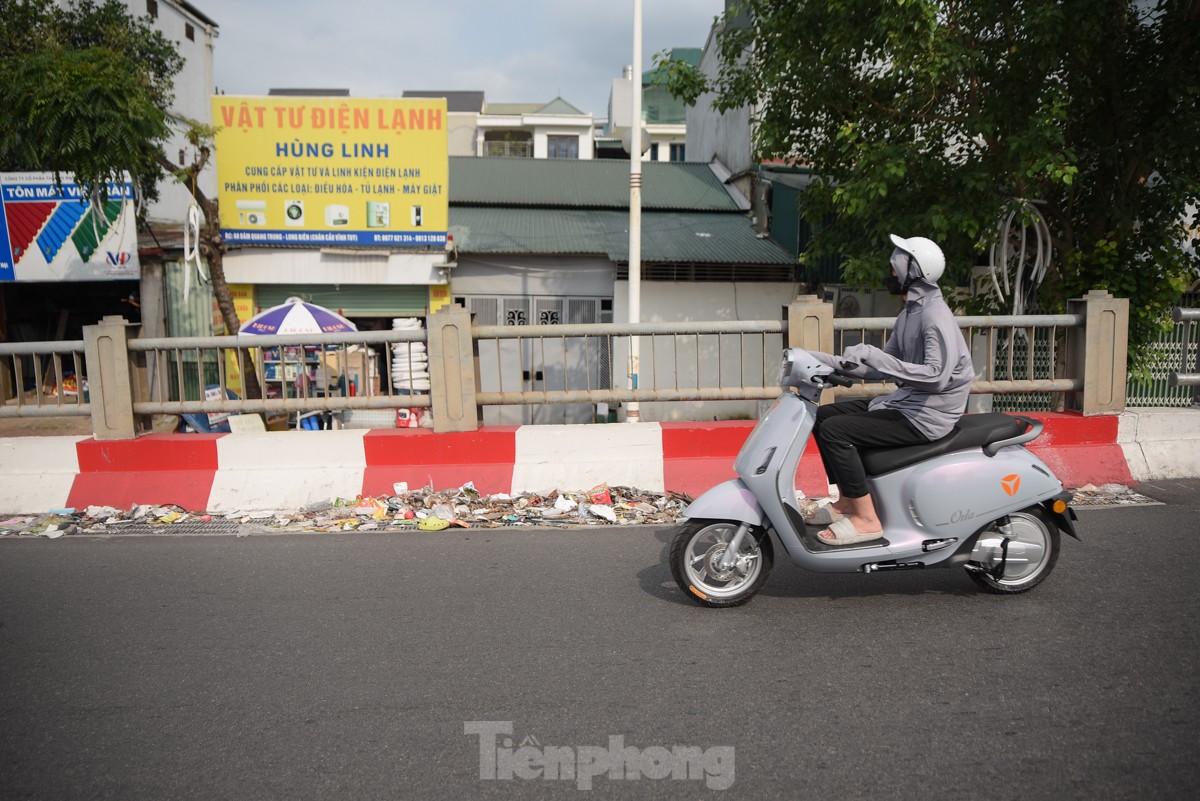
[194,0,726,119]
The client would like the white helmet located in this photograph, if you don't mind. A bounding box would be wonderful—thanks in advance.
[889,234,945,285]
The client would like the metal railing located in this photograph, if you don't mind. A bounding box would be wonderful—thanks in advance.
[1168,307,1200,407]
[0,291,1132,437]
[831,314,1083,398]
[130,329,433,418]
[482,140,533,158]
[473,320,787,405]
[0,339,90,417]
[1126,294,1200,406]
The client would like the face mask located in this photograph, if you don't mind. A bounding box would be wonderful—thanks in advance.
[883,270,905,295]
[885,249,910,295]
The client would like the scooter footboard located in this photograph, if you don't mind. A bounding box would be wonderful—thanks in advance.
[680,479,765,527]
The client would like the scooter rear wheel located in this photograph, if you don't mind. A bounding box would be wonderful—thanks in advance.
[670,520,773,608]
[966,506,1061,594]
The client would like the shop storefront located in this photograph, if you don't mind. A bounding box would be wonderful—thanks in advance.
[1,172,141,398]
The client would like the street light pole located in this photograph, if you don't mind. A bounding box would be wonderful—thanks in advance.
[627,0,643,422]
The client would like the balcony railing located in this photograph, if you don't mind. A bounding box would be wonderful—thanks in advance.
[482,140,532,158]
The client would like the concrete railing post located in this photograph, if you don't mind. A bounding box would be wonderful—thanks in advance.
[785,295,835,402]
[1066,289,1129,415]
[427,303,480,432]
[83,315,148,440]
[785,295,834,352]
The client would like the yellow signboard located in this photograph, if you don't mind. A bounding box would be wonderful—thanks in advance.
[429,284,451,314]
[211,96,448,248]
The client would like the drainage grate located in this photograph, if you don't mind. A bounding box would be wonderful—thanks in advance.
[95,520,245,536]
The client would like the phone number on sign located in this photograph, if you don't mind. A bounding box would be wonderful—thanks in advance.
[372,233,445,244]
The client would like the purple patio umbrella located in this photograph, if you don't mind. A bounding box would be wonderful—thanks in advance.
[239,297,357,335]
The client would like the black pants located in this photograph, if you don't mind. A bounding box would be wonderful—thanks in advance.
[813,399,928,499]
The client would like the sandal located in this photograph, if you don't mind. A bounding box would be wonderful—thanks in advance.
[818,518,884,546]
[806,506,847,525]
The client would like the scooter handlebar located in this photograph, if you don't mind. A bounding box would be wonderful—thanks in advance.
[825,373,854,388]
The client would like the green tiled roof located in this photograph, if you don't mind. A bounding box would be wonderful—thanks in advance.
[449,158,737,211]
[449,208,794,264]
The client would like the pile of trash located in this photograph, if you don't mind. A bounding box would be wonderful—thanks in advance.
[0,483,1162,539]
[1068,483,1159,508]
[0,483,694,538]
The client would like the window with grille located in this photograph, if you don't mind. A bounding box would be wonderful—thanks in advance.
[547,135,579,159]
[456,294,613,392]
[483,132,532,158]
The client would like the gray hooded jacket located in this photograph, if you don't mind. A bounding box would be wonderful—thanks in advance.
[821,280,975,440]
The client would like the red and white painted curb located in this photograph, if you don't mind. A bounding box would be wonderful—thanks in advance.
[1,409,1195,514]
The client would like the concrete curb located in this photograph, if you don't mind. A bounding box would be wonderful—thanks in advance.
[1118,407,1200,480]
[2,409,1198,514]
[0,435,86,513]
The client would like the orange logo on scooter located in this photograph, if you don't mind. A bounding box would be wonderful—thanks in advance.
[1001,474,1021,496]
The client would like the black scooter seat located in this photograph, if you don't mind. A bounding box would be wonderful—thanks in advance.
[862,413,1027,477]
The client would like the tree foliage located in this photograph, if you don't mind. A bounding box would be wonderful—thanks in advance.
[1,0,259,395]
[660,0,1200,365]
[0,0,183,203]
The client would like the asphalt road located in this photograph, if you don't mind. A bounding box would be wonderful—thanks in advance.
[2,479,1198,800]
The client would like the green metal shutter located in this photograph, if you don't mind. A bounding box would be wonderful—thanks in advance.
[255,284,429,317]
[770,183,800,258]
[165,260,216,337]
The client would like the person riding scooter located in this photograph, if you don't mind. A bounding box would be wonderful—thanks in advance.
[809,235,976,545]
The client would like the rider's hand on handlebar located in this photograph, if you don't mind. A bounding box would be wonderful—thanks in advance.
[842,343,881,370]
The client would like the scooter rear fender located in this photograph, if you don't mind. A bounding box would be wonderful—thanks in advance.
[680,479,765,527]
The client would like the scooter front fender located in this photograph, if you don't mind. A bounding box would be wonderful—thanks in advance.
[681,479,765,527]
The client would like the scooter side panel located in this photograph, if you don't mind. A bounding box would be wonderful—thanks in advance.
[868,446,1064,560]
[681,479,765,526]
[734,393,807,479]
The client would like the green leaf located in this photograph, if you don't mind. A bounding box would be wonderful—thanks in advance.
[660,0,1200,360]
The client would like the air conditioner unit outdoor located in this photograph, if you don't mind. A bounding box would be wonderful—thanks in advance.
[829,286,875,318]
[825,286,903,349]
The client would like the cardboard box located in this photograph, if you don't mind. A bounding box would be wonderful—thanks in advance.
[344,347,379,396]
[322,346,378,395]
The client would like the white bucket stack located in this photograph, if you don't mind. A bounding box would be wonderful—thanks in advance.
[391,317,430,391]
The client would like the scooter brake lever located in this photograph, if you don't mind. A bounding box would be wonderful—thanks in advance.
[839,360,859,371]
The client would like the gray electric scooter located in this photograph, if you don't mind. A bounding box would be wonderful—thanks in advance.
[670,348,1079,607]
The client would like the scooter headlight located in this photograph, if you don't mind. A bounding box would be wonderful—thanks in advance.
[780,351,797,385]
[780,348,809,387]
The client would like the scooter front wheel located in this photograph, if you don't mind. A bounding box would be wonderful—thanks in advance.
[670,520,773,608]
